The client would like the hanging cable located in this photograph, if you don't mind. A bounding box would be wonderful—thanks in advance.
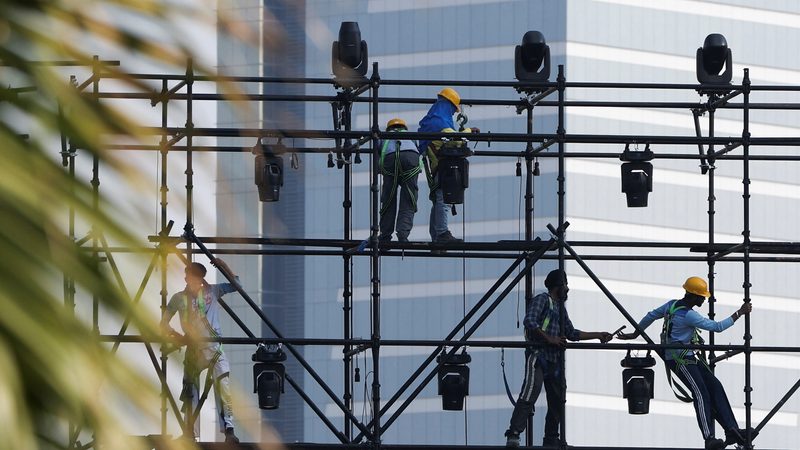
[516,159,524,328]
[462,201,467,338]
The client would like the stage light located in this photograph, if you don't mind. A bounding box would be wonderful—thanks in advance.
[696,33,732,85]
[621,351,656,414]
[332,22,368,85]
[515,31,550,86]
[253,344,287,410]
[253,138,285,202]
[620,144,654,208]
[437,350,471,411]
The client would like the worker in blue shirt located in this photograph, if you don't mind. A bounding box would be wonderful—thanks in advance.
[418,87,478,243]
[617,276,754,450]
[504,269,613,448]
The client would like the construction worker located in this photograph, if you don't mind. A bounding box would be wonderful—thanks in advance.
[418,87,478,243]
[378,118,421,242]
[617,276,754,450]
[161,259,240,444]
[504,269,613,448]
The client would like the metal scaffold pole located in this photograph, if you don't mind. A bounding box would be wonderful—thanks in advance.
[369,61,382,449]
[742,67,754,449]
[555,64,567,448]
[51,60,800,450]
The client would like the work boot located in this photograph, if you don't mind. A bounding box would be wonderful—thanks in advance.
[504,430,520,448]
[704,437,725,450]
[378,234,392,243]
[435,230,463,243]
[725,428,758,446]
[224,427,240,444]
[397,235,409,243]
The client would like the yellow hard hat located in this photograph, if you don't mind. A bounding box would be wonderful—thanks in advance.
[438,87,461,112]
[683,276,711,298]
[386,118,407,130]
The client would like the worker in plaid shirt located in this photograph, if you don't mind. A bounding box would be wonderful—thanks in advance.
[504,269,613,448]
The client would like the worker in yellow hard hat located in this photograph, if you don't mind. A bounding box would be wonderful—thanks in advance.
[418,88,479,243]
[378,118,422,243]
[618,276,755,449]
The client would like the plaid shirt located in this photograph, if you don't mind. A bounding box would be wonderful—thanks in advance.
[524,291,581,362]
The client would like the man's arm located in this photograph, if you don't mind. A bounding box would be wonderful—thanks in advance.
[617,301,671,340]
[161,294,181,335]
[576,331,613,343]
[212,258,240,295]
[564,312,612,343]
[686,302,751,333]
[213,258,235,280]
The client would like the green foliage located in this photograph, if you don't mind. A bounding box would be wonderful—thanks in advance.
[0,1,216,448]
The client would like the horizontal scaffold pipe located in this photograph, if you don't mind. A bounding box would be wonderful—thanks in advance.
[93,89,800,111]
[101,144,800,162]
[100,335,800,353]
[103,70,800,92]
[79,246,800,262]
[149,235,800,251]
[131,127,765,146]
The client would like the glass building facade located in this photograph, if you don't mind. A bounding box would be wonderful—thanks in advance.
[217,1,800,447]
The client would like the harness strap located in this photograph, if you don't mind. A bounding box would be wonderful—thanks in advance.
[662,301,695,403]
[380,140,422,216]
[501,348,517,406]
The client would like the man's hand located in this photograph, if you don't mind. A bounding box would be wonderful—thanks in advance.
[470,127,480,133]
[546,335,567,348]
[617,331,639,340]
[733,302,752,321]
[162,326,187,344]
[213,258,235,279]
[737,303,752,316]
[598,332,613,343]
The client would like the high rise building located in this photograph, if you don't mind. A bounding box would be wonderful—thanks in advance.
[218,1,800,447]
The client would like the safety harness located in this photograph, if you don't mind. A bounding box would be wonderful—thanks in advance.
[661,300,704,403]
[379,137,422,216]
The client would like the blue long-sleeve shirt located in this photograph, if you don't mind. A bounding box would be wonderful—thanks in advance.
[418,98,457,155]
[637,299,734,360]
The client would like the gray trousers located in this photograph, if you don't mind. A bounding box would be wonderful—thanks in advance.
[379,150,419,240]
[508,348,544,435]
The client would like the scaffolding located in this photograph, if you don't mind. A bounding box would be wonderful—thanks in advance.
[49,58,800,450]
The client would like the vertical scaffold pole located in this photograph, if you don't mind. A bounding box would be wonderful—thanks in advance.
[182,57,195,436]
[91,55,101,334]
[524,99,535,447]
[707,103,717,388]
[369,62,382,450]
[343,97,354,439]
[555,64,567,447]
[158,77,170,436]
[742,68,753,449]
[185,57,195,243]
